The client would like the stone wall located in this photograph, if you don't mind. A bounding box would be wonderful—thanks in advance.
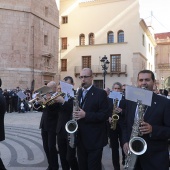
[0,0,59,90]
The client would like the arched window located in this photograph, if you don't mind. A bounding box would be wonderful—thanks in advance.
[89,33,94,45]
[118,30,124,43]
[80,34,85,45]
[107,31,114,43]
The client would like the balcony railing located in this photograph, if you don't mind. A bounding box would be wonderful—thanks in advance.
[157,63,170,69]
[74,64,127,77]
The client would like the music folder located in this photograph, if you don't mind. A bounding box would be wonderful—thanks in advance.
[125,85,153,106]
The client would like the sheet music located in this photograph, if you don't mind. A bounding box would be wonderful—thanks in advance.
[60,81,74,99]
[17,91,27,100]
[109,91,122,102]
[125,85,153,106]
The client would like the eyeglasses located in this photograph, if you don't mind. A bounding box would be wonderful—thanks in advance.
[79,75,91,79]
[114,88,120,90]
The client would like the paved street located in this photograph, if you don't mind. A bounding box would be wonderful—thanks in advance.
[0,111,124,170]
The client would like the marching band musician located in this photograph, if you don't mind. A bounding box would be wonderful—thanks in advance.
[56,76,79,170]
[108,82,125,170]
[122,70,170,170]
[0,80,7,170]
[39,81,60,170]
[73,68,109,170]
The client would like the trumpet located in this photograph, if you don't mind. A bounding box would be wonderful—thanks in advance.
[29,93,45,103]
[110,98,119,130]
[43,92,66,106]
[29,93,47,110]
[29,90,65,110]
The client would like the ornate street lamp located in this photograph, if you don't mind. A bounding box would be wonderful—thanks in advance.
[100,55,110,88]
[161,76,165,90]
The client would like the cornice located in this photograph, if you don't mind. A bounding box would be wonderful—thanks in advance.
[139,19,156,46]
[79,0,126,6]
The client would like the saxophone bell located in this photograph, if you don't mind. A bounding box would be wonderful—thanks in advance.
[129,136,147,155]
[65,120,78,134]
[111,114,119,130]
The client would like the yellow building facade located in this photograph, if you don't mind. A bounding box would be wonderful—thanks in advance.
[155,32,170,91]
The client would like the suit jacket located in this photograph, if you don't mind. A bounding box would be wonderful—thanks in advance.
[108,97,113,117]
[122,93,170,170]
[77,85,109,150]
[56,98,73,137]
[40,102,60,132]
[0,92,6,141]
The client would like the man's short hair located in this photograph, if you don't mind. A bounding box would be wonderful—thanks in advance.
[138,70,155,81]
[63,76,74,84]
[82,68,93,75]
[112,82,122,89]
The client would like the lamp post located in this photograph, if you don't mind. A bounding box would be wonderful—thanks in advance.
[100,55,110,88]
[161,76,164,90]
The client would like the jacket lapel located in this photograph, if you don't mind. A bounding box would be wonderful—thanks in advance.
[130,101,137,124]
[81,86,95,108]
[144,93,157,120]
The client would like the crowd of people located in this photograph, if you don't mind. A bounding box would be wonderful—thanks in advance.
[0,69,170,170]
[0,87,32,113]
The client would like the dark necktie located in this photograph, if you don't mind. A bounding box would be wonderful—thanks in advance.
[82,89,88,100]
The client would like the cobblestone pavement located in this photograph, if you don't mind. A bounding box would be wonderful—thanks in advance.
[0,111,123,170]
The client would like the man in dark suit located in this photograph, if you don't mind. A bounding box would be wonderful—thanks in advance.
[39,81,60,170]
[56,76,79,170]
[74,68,109,170]
[122,70,170,170]
[0,85,7,170]
[107,82,125,170]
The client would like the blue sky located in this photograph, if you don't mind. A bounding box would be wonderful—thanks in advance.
[139,0,170,33]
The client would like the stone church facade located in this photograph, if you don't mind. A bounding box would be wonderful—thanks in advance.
[0,0,59,90]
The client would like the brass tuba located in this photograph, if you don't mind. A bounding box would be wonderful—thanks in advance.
[110,98,119,130]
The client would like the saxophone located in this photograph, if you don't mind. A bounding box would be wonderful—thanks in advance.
[124,100,147,170]
[65,91,79,148]
[110,98,119,130]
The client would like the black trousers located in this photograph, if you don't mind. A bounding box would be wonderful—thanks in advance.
[77,142,103,170]
[57,132,79,170]
[41,130,59,170]
[0,158,6,170]
[109,124,125,170]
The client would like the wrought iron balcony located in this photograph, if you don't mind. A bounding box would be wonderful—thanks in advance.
[74,64,127,77]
